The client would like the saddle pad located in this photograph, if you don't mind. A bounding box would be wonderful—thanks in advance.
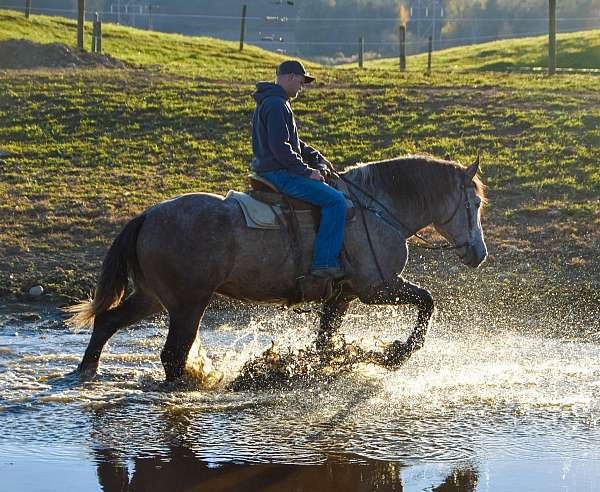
[226,190,281,230]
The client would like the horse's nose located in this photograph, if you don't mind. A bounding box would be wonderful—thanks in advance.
[470,242,488,268]
[462,242,487,268]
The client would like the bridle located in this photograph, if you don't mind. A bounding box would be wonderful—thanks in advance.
[334,172,476,283]
[432,181,475,252]
[336,172,475,251]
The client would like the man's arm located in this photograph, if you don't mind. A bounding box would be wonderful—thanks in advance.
[264,101,313,177]
[299,138,323,165]
[299,138,334,178]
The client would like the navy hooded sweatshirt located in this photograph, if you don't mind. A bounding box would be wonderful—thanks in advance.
[251,82,323,177]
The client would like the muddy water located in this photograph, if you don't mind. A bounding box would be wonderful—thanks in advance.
[1,302,599,491]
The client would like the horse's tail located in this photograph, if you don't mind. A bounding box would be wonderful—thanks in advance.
[66,213,146,329]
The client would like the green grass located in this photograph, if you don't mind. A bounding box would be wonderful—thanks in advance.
[0,9,598,313]
[361,29,600,72]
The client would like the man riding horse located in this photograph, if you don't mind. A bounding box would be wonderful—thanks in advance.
[251,60,348,281]
[68,60,488,383]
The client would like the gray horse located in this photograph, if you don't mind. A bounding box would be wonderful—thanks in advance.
[68,154,488,381]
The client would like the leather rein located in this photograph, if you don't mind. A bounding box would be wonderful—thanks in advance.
[333,172,473,252]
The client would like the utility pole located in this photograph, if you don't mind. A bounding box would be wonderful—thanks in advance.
[25,0,31,18]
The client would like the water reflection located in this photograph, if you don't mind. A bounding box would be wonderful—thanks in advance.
[93,444,478,492]
[87,403,478,492]
[432,469,478,492]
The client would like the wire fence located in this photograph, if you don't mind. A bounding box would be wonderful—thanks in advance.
[2,4,599,22]
[1,2,599,63]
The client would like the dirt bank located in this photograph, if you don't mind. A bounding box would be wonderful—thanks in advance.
[0,39,127,69]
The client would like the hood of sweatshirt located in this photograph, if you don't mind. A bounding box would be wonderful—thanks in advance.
[252,82,289,104]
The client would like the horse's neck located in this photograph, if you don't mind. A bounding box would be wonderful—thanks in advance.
[387,196,432,235]
[341,174,434,235]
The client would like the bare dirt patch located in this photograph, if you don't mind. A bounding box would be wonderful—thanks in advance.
[0,39,127,69]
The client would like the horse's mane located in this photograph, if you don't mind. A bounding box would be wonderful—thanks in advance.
[344,154,487,210]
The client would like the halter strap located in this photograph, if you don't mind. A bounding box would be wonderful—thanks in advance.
[436,183,466,226]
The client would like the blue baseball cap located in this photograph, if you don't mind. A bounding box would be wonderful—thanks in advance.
[276,60,315,83]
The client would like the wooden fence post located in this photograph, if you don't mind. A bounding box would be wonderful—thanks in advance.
[97,15,102,53]
[92,15,97,53]
[239,4,247,51]
[358,36,364,68]
[548,0,556,75]
[77,0,85,50]
[427,36,432,74]
[25,0,31,18]
[399,25,406,71]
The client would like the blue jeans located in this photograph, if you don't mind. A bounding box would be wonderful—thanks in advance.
[261,170,348,269]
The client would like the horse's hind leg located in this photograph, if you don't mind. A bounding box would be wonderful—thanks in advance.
[161,296,212,381]
[78,291,163,379]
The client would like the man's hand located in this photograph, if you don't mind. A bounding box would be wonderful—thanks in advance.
[309,170,325,182]
[319,157,333,170]
[316,157,336,179]
[314,163,329,179]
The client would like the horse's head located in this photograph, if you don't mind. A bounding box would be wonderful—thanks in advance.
[433,157,488,268]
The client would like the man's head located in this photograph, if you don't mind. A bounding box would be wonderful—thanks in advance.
[276,60,315,98]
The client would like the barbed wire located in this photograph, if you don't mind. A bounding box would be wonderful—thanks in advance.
[1,4,598,23]
[1,4,598,56]
[252,25,600,47]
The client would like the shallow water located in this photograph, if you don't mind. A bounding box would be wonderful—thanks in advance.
[1,301,599,491]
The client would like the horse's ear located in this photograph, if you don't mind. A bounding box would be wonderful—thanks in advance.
[466,153,480,181]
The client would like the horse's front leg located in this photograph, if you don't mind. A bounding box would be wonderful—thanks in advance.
[361,277,434,367]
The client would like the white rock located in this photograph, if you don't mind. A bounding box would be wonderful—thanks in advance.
[28,285,44,296]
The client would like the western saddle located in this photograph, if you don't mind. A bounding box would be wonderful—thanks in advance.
[246,173,354,304]
[246,173,354,225]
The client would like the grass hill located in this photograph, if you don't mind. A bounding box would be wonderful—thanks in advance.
[0,9,290,79]
[0,9,598,320]
[364,29,600,72]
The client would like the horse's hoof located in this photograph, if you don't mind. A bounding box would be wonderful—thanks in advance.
[76,366,98,382]
[382,340,411,368]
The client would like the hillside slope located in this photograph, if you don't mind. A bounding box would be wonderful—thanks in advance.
[363,29,600,71]
[0,9,292,78]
